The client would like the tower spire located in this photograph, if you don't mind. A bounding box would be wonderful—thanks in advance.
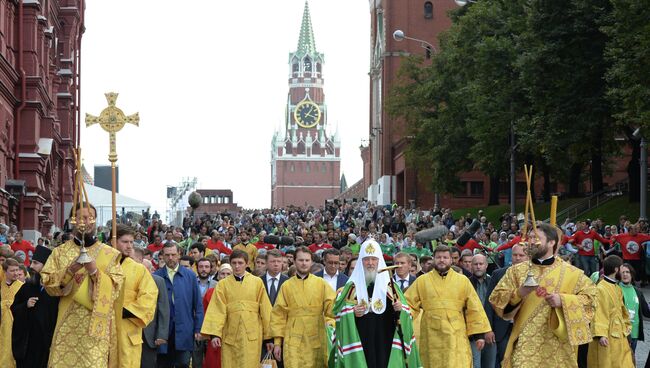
[297,0,317,55]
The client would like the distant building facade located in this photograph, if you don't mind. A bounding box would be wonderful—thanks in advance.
[191,189,241,217]
[0,1,84,238]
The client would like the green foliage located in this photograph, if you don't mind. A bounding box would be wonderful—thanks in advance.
[387,0,642,203]
[604,0,650,133]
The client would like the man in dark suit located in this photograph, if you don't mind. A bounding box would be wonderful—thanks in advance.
[261,249,289,305]
[141,259,170,368]
[486,244,528,368]
[393,252,416,291]
[315,248,349,291]
[260,249,289,366]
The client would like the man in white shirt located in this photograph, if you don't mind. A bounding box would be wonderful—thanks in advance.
[261,249,288,305]
[316,248,349,291]
[393,252,416,291]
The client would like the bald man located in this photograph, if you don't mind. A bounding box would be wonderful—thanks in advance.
[470,254,496,368]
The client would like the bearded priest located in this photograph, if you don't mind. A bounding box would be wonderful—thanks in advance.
[330,239,421,368]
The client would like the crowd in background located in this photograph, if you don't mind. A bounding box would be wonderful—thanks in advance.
[1,200,650,368]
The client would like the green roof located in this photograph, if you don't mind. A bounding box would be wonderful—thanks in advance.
[297,1,317,55]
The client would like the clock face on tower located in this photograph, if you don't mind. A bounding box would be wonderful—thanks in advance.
[294,100,321,128]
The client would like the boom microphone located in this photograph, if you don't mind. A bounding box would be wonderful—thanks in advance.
[457,220,481,247]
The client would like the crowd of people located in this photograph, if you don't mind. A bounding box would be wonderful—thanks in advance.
[0,200,649,368]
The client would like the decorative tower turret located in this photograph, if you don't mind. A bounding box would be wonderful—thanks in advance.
[271,1,341,208]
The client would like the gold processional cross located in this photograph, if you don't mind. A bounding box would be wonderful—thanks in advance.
[85,92,139,244]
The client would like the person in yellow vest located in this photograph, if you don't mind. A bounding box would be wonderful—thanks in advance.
[489,223,597,368]
[270,246,336,367]
[41,203,124,368]
[0,258,23,368]
[113,224,158,368]
[202,249,272,368]
[406,244,491,367]
[587,255,635,368]
[233,231,258,270]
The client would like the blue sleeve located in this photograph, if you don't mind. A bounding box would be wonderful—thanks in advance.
[193,277,204,333]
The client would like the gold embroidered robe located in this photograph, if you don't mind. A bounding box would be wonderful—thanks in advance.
[405,269,491,368]
[270,275,335,368]
[201,272,272,368]
[41,240,124,368]
[113,257,158,368]
[489,257,596,368]
[587,280,634,368]
[0,279,23,368]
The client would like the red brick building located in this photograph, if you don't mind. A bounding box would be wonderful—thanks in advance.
[362,0,631,209]
[0,0,83,238]
[271,1,341,208]
[192,189,241,216]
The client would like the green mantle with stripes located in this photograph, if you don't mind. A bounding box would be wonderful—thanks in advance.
[328,281,423,368]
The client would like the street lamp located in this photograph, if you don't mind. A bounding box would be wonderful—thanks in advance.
[392,30,437,54]
[454,0,477,5]
[393,30,440,209]
[633,127,647,220]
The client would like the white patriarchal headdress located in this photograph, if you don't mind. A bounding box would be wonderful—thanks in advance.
[349,238,389,314]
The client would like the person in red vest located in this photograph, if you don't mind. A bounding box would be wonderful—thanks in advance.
[568,221,609,276]
[612,224,650,283]
[254,231,277,252]
[308,232,332,254]
[147,234,165,268]
[206,230,232,257]
[10,231,34,266]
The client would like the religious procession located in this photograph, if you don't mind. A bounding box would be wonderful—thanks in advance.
[0,0,650,368]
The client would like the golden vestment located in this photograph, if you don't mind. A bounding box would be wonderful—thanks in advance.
[587,279,634,368]
[112,257,158,368]
[233,243,258,269]
[201,272,272,368]
[0,279,23,368]
[405,269,491,367]
[489,257,596,368]
[270,274,335,368]
[41,240,124,368]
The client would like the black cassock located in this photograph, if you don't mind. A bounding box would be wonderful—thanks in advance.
[354,283,396,368]
[10,274,59,368]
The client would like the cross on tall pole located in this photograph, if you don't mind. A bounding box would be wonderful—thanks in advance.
[85,92,139,245]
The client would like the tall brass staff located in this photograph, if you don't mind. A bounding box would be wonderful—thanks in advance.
[86,92,139,245]
[521,165,540,287]
[379,265,409,367]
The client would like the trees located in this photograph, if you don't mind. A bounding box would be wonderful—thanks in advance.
[389,0,633,204]
[603,0,650,202]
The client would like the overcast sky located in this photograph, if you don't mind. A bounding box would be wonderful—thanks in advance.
[80,0,370,215]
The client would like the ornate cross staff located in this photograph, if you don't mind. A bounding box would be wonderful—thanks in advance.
[85,92,139,245]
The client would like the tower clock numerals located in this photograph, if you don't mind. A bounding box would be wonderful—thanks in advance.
[294,100,321,128]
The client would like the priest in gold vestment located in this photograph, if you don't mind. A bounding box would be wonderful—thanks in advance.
[587,255,634,368]
[489,223,596,368]
[0,258,24,368]
[405,244,491,367]
[202,249,273,368]
[41,206,124,368]
[270,246,335,368]
[112,225,158,368]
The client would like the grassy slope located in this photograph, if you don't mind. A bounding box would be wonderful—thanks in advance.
[451,198,582,224]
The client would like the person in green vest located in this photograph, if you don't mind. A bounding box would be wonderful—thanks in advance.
[403,241,432,259]
[347,234,360,255]
[619,263,650,354]
[377,233,396,260]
